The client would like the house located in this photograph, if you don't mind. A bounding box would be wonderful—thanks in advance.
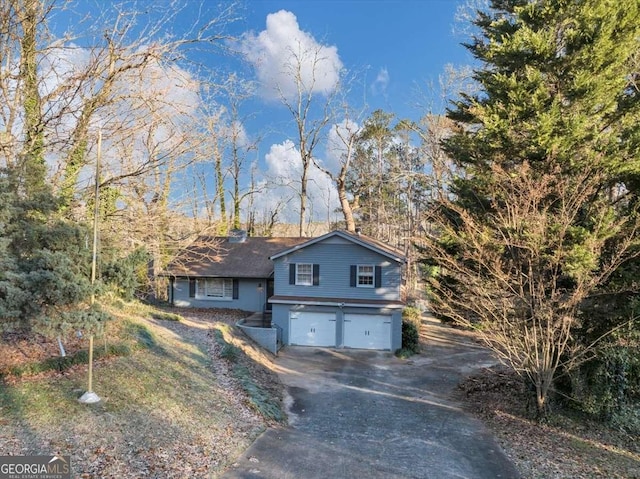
[164,230,308,312]
[164,229,406,351]
[269,230,406,351]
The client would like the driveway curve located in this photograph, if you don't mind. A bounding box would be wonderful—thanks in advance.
[222,316,520,479]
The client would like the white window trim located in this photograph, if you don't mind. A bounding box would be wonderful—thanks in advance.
[196,278,233,300]
[357,265,375,288]
[296,263,313,286]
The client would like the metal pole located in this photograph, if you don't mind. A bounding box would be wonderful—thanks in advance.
[90,131,101,303]
[79,130,102,404]
[88,335,94,391]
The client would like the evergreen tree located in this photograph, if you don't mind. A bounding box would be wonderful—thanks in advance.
[0,170,110,338]
[424,0,640,415]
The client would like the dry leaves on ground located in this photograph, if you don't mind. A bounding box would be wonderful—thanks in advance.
[457,367,640,479]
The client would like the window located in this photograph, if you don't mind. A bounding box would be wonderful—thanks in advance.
[296,263,313,286]
[196,278,234,299]
[289,263,320,286]
[357,265,374,287]
[350,264,382,288]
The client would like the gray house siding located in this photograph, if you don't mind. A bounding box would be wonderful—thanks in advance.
[271,303,402,351]
[273,240,403,300]
[172,277,267,312]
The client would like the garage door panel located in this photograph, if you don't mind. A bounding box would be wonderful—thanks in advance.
[344,314,391,350]
[290,312,336,346]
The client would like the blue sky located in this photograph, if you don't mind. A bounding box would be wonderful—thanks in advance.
[236,0,472,120]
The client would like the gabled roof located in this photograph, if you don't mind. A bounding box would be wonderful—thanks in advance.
[163,236,308,278]
[269,229,406,263]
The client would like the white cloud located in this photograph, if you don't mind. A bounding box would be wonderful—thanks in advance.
[323,119,360,172]
[222,120,251,150]
[370,67,390,97]
[259,140,340,223]
[239,10,343,101]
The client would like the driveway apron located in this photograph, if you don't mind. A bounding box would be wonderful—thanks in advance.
[222,317,520,479]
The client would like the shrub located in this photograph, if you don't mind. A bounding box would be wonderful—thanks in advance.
[570,339,640,427]
[399,319,420,356]
[149,311,182,322]
[102,247,151,300]
[402,306,422,327]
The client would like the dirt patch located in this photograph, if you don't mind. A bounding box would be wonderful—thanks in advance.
[0,331,86,373]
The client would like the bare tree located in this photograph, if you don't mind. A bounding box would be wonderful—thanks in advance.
[221,75,260,231]
[423,162,640,415]
[1,0,239,209]
[276,41,340,236]
[314,110,362,232]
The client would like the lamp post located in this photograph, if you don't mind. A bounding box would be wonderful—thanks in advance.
[79,130,102,405]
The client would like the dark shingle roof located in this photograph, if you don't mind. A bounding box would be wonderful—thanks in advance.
[163,236,308,278]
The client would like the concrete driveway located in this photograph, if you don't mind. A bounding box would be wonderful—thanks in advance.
[222,317,520,479]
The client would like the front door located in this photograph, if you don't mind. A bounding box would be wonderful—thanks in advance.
[266,279,274,311]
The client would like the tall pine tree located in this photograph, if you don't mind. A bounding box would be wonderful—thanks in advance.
[424,0,640,415]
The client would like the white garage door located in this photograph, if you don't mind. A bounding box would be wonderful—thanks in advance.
[290,311,337,346]
[343,314,391,350]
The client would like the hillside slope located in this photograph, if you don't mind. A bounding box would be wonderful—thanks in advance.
[0,303,283,478]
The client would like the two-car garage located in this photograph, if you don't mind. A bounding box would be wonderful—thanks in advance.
[289,310,392,350]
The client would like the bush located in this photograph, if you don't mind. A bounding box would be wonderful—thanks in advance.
[149,311,182,322]
[402,306,422,327]
[396,306,423,358]
[102,247,151,300]
[570,340,640,427]
[399,320,420,356]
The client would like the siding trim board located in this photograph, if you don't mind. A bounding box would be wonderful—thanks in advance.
[269,295,404,309]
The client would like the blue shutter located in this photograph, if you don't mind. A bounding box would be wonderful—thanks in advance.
[350,265,357,287]
[232,279,239,299]
[375,266,382,288]
[289,264,296,284]
[312,264,320,285]
[189,278,196,297]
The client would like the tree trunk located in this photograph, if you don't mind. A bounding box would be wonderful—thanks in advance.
[214,138,226,234]
[18,0,46,196]
[337,177,355,232]
[299,156,309,237]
